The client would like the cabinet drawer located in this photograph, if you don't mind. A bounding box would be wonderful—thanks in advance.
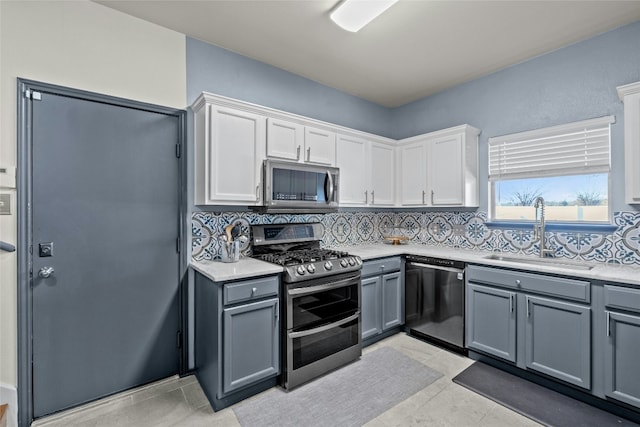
[468,264,590,303]
[362,257,402,277]
[604,285,640,313]
[223,276,279,306]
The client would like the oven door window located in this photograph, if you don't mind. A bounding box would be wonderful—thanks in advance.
[290,283,358,331]
[290,317,359,370]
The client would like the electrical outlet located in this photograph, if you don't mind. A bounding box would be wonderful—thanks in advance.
[0,193,11,215]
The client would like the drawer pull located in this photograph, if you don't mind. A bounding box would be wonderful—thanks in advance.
[252,287,257,294]
[515,279,521,285]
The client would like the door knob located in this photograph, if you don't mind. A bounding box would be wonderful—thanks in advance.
[38,266,54,278]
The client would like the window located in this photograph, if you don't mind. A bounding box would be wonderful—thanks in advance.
[488,116,614,223]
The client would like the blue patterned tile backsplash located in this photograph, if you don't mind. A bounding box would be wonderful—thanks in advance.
[192,211,640,266]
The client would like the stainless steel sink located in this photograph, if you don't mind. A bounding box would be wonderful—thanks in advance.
[483,254,595,271]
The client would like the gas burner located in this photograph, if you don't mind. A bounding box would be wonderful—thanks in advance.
[251,223,362,283]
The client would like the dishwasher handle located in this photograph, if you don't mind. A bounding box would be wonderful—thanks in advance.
[407,262,464,276]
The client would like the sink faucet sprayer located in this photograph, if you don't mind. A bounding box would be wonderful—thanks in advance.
[533,196,553,258]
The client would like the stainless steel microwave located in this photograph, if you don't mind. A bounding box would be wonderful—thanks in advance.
[258,159,339,213]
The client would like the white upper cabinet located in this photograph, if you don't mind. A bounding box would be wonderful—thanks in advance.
[266,118,304,161]
[337,135,368,205]
[369,142,395,206]
[193,95,266,205]
[399,125,480,207]
[398,140,429,206]
[266,118,336,166]
[337,135,395,207]
[618,81,640,204]
[304,126,336,165]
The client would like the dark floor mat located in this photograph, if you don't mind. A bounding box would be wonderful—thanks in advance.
[453,362,639,427]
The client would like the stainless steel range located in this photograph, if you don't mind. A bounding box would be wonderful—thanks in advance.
[252,223,362,390]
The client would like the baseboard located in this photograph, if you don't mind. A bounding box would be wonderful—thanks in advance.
[0,383,17,427]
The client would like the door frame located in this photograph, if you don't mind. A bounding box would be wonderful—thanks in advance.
[16,78,188,426]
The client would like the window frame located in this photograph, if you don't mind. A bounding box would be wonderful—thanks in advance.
[487,116,615,227]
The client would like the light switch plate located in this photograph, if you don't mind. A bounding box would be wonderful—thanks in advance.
[0,193,11,215]
[0,166,16,188]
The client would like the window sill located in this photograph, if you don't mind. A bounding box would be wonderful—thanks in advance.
[485,221,618,233]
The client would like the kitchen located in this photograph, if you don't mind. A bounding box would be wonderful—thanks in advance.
[2,1,640,426]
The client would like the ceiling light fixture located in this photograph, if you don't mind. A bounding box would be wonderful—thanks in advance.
[330,0,399,33]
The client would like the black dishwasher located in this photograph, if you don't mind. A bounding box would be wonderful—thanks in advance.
[404,255,466,354]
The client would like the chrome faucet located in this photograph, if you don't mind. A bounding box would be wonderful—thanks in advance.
[533,196,553,258]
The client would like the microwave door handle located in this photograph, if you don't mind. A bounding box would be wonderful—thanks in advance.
[325,170,334,203]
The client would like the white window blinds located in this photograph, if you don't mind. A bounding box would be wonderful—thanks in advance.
[488,116,614,181]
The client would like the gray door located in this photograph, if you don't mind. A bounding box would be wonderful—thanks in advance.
[30,90,181,417]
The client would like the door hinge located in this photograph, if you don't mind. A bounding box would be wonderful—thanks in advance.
[175,143,181,159]
[24,90,42,101]
[176,237,181,253]
[177,331,183,349]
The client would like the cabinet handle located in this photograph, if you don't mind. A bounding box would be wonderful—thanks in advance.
[510,294,514,313]
[256,185,260,201]
[307,147,311,162]
[371,190,375,204]
[275,300,279,322]
[365,190,368,204]
[526,297,531,317]
[296,145,301,160]
[422,190,426,204]
[431,190,434,204]
[606,311,611,337]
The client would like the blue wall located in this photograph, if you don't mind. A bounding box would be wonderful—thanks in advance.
[391,21,640,213]
[185,22,640,213]
[186,37,392,138]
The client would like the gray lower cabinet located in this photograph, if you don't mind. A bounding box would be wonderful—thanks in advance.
[466,264,591,390]
[361,257,403,343]
[603,284,640,408]
[466,283,516,363]
[525,295,591,389]
[195,272,280,410]
[222,298,279,394]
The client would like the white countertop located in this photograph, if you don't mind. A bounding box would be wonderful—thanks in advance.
[191,243,640,287]
[191,257,283,282]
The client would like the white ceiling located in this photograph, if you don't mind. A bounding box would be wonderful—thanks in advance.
[95,0,640,108]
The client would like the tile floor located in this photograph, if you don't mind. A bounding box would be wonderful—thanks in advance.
[33,334,541,427]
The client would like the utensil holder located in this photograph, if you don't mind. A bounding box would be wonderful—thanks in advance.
[220,240,240,263]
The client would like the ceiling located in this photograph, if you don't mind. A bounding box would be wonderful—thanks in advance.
[95,1,640,108]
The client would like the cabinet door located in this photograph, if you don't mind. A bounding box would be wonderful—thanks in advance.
[399,141,428,205]
[304,126,336,165]
[525,296,591,389]
[361,276,382,340]
[466,283,517,363]
[336,135,368,205]
[222,298,279,394]
[430,134,463,206]
[209,106,265,205]
[370,142,395,206]
[266,118,303,161]
[605,311,640,407]
[382,272,403,331]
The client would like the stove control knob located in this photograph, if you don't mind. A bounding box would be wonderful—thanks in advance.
[348,257,356,266]
[296,265,306,276]
[356,257,362,265]
[340,259,348,268]
[307,264,316,274]
[324,261,333,271]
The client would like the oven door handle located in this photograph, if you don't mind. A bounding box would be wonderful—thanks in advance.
[289,312,359,339]
[288,276,358,297]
